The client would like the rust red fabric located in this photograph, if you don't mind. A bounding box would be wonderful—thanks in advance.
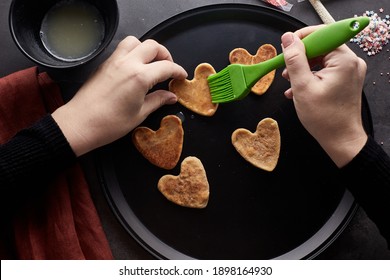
[0,67,113,259]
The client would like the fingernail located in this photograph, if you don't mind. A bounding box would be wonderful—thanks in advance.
[167,95,178,104]
[281,32,295,48]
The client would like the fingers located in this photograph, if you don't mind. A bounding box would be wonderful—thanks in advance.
[284,88,293,99]
[323,44,366,71]
[112,36,141,58]
[294,25,324,39]
[281,25,324,85]
[281,32,313,92]
[124,38,188,83]
[131,39,188,88]
[145,60,188,85]
[118,36,186,111]
[140,90,178,118]
[111,37,174,64]
[128,39,174,63]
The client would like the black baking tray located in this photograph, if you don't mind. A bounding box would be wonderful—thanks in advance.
[97,4,373,259]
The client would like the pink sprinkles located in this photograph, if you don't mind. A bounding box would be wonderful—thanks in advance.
[350,10,390,56]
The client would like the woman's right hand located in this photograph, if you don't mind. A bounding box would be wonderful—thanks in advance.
[281,26,368,168]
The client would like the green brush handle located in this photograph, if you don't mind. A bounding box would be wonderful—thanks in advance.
[244,16,370,86]
[302,16,369,58]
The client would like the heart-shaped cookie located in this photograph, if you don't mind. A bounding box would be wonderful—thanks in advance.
[169,63,218,116]
[229,44,277,95]
[158,156,209,208]
[132,115,184,170]
[232,118,280,172]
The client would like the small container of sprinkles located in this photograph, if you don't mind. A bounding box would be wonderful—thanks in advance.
[261,0,293,12]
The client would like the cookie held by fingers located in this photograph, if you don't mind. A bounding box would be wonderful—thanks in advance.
[169,63,218,116]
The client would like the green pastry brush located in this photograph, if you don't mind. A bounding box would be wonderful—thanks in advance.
[208,16,369,103]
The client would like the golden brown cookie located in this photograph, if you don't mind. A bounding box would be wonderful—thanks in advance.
[229,44,277,95]
[158,156,210,208]
[132,115,184,170]
[169,63,218,116]
[231,118,280,172]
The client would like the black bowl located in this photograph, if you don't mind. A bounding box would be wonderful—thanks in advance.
[9,0,119,68]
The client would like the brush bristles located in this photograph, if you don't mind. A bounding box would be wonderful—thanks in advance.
[207,68,235,103]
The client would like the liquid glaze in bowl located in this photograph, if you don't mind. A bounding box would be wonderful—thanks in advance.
[9,0,119,68]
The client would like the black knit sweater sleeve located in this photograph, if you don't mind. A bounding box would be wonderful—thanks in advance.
[0,114,76,188]
[339,136,390,248]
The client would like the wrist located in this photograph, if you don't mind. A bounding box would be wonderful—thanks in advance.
[319,129,368,168]
[51,105,92,157]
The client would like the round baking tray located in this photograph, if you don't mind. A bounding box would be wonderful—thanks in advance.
[98,4,372,259]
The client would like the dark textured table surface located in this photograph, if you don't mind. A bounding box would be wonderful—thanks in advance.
[0,0,389,259]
